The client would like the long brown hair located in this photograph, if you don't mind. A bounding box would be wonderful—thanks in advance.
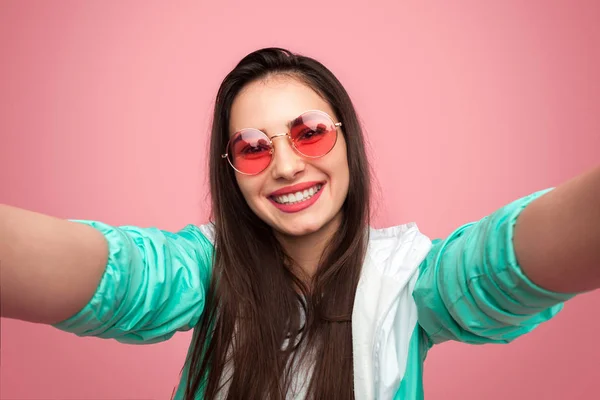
[184,48,371,399]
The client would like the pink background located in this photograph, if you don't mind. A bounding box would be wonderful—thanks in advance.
[1,1,599,399]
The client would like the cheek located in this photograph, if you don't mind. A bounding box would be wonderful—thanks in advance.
[336,163,350,200]
[236,178,251,198]
[235,175,263,208]
[333,141,350,188]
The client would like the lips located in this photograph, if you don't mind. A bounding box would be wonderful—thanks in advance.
[268,181,326,213]
[273,183,322,203]
[269,181,325,197]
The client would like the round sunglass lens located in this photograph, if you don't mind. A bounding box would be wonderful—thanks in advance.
[290,112,337,157]
[229,129,272,174]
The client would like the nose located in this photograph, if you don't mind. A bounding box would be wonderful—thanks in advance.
[270,134,305,180]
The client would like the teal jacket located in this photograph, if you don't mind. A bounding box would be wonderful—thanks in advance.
[53,189,574,399]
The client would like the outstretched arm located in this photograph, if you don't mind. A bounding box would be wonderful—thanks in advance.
[514,165,600,293]
[413,167,599,345]
[0,205,214,344]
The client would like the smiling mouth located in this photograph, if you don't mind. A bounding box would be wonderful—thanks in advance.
[271,183,323,205]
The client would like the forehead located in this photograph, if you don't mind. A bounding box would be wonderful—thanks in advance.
[229,77,336,136]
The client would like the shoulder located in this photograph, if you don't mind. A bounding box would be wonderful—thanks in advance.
[368,222,431,246]
[354,223,432,319]
[194,222,216,244]
[365,223,433,279]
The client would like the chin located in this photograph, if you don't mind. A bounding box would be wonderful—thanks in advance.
[275,222,322,237]
[276,211,341,238]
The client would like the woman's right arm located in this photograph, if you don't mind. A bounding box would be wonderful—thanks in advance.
[0,204,214,344]
[0,204,109,324]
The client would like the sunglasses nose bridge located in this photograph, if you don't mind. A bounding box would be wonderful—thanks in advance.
[270,131,303,160]
[269,132,293,152]
[270,132,290,141]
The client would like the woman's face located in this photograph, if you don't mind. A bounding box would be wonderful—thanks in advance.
[229,76,350,237]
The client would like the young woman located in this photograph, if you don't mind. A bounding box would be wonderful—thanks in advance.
[1,47,599,400]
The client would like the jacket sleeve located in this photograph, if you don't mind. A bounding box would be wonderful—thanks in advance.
[413,189,576,345]
[52,220,214,344]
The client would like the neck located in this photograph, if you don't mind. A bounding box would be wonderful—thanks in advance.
[275,212,343,281]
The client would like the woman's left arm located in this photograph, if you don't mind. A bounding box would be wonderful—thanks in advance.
[413,165,598,345]
[514,165,600,293]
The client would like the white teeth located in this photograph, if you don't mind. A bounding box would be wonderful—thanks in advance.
[273,184,323,205]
